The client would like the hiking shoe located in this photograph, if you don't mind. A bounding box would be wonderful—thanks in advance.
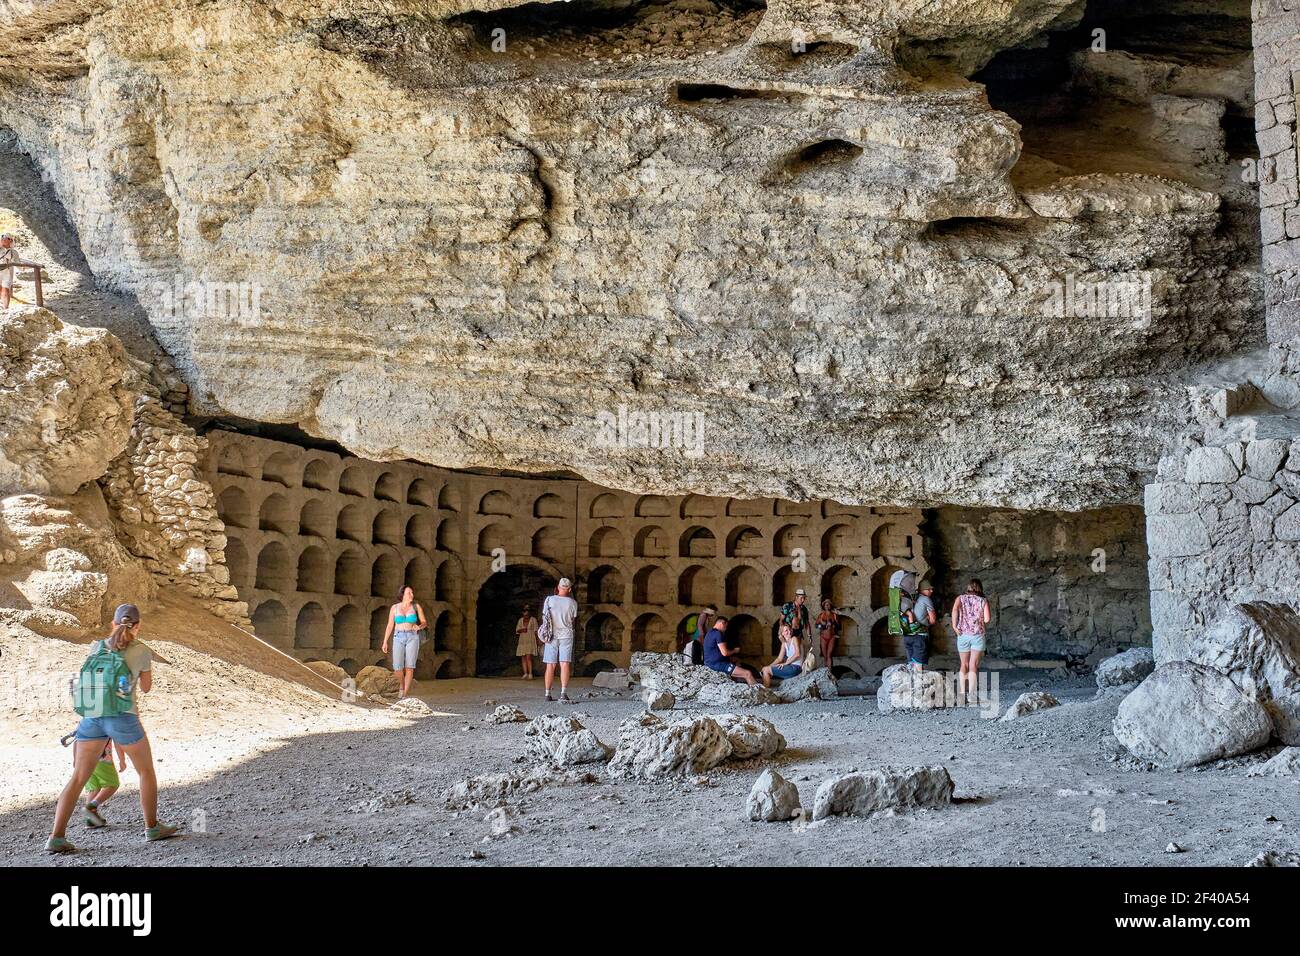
[45,836,75,854]
[85,805,107,828]
[559,690,571,703]
[544,692,553,702]
[146,823,179,842]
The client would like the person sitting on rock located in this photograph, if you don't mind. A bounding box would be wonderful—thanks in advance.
[760,623,803,688]
[702,616,759,686]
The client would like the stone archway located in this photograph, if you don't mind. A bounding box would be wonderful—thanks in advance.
[474,564,557,676]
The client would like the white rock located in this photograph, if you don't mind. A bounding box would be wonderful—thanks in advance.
[592,668,632,689]
[773,666,839,702]
[485,704,529,724]
[877,664,949,712]
[712,713,786,759]
[1188,603,1300,745]
[812,766,955,820]
[641,687,675,710]
[1246,746,1300,777]
[746,769,801,822]
[1095,647,1155,687]
[524,714,612,766]
[1000,691,1060,721]
[607,714,733,779]
[1113,662,1274,769]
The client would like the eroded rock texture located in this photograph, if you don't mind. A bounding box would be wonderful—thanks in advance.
[0,0,1261,509]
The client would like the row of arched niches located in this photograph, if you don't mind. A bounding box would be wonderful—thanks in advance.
[205,431,929,679]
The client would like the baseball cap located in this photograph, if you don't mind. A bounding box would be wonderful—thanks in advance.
[794,588,806,596]
[558,577,572,589]
[113,603,141,625]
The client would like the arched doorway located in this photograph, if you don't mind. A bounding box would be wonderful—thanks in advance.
[475,565,557,676]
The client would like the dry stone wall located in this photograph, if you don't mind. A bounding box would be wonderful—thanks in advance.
[204,430,928,677]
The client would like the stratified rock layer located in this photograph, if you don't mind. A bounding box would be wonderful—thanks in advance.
[0,0,1261,510]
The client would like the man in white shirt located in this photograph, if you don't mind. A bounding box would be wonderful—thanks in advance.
[540,577,579,703]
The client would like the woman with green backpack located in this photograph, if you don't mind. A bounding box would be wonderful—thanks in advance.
[46,603,179,853]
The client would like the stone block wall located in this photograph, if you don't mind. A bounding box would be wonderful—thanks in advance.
[926,505,1151,663]
[203,431,928,678]
[1147,437,1300,661]
[1255,0,1300,341]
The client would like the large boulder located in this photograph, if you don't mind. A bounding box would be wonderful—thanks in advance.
[712,713,787,759]
[607,713,733,779]
[1000,691,1060,722]
[1095,647,1155,688]
[1188,604,1300,745]
[1113,662,1274,768]
[877,664,949,713]
[524,714,612,767]
[631,652,779,706]
[773,667,839,702]
[812,766,955,820]
[746,769,802,822]
[0,307,137,496]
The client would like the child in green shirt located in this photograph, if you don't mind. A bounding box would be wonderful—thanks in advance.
[80,738,125,828]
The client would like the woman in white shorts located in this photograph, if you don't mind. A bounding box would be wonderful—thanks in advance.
[381,586,426,698]
[950,578,991,704]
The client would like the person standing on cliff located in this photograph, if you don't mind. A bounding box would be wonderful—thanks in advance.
[540,578,578,703]
[0,234,16,310]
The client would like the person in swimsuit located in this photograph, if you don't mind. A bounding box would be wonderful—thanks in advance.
[381,586,427,698]
[815,599,840,672]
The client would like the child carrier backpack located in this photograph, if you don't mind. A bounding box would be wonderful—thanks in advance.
[72,642,134,717]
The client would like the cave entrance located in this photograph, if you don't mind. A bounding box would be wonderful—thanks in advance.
[475,565,557,676]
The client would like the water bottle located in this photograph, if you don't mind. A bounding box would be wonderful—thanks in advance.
[117,675,131,699]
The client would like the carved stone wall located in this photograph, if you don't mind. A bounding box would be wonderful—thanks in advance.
[203,430,927,677]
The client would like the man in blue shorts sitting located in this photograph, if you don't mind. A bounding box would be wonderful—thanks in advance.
[701,616,760,686]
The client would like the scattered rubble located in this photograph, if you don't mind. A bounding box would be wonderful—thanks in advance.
[608,713,733,779]
[1001,692,1061,721]
[812,766,955,820]
[1245,850,1300,867]
[485,704,530,724]
[441,767,600,811]
[1095,647,1156,688]
[524,714,612,767]
[1245,746,1300,777]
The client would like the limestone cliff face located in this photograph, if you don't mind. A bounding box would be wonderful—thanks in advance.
[0,0,1262,508]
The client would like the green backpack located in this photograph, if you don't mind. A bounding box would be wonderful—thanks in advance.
[73,642,134,717]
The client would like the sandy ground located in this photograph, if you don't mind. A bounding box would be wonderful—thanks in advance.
[3,600,1298,867]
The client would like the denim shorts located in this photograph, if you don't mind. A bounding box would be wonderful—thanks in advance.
[392,630,422,670]
[705,660,736,675]
[957,633,986,653]
[770,663,802,680]
[542,637,574,664]
[75,713,146,746]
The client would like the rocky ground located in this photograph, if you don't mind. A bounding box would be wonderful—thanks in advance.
[3,618,1297,866]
